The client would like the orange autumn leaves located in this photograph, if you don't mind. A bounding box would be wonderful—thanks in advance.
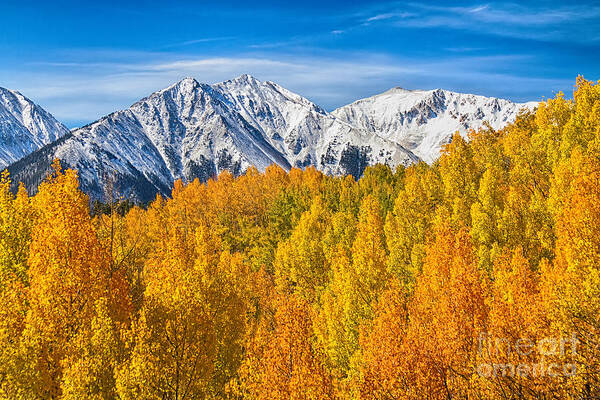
[0,77,599,399]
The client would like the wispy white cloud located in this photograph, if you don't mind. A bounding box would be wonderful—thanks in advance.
[163,37,237,48]
[353,2,600,43]
[365,12,415,23]
[1,49,565,128]
[0,1,590,131]
[468,5,490,13]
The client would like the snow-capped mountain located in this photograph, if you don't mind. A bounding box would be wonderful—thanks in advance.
[214,75,418,174]
[0,87,69,168]
[7,75,417,202]
[6,75,535,202]
[333,87,537,163]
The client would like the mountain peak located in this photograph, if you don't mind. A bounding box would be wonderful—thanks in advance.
[333,85,536,163]
[158,77,201,93]
[231,74,261,85]
[0,87,28,107]
[150,77,201,97]
[180,76,199,84]
[0,86,16,96]
[386,86,434,96]
[391,86,413,92]
[4,75,537,202]
[0,87,69,168]
[175,77,200,90]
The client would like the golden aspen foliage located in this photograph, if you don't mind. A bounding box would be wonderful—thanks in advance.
[22,161,126,398]
[350,195,388,308]
[116,297,216,400]
[61,297,123,400]
[240,293,335,400]
[468,124,505,171]
[230,266,277,399]
[315,247,354,377]
[322,210,357,260]
[196,229,249,396]
[548,79,600,220]
[501,112,555,265]
[337,174,361,215]
[470,164,507,273]
[274,197,331,302]
[117,210,248,399]
[548,154,600,397]
[438,133,479,226]
[291,166,324,197]
[0,77,599,400]
[0,171,34,287]
[533,79,599,202]
[357,164,397,216]
[354,278,411,399]
[480,248,548,398]
[119,205,152,312]
[316,195,389,379]
[534,92,573,168]
[405,222,489,399]
[385,163,442,286]
[574,78,600,152]
[116,217,217,399]
[0,278,29,399]
[0,172,34,398]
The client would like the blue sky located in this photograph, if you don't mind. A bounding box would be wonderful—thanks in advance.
[1,0,598,128]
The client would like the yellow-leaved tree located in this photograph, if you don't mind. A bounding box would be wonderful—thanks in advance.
[547,153,600,397]
[116,205,248,399]
[21,161,129,398]
[0,171,33,398]
[239,293,335,400]
[385,163,442,286]
[274,197,331,302]
[317,195,389,381]
[404,222,488,398]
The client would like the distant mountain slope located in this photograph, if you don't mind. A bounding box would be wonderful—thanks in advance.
[333,87,537,163]
[214,75,419,174]
[7,76,417,202]
[6,75,535,202]
[0,87,69,168]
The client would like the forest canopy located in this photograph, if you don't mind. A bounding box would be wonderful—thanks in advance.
[0,77,599,399]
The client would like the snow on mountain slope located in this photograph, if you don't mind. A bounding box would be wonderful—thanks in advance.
[0,87,69,168]
[7,76,416,202]
[9,78,296,202]
[7,76,534,202]
[333,87,537,163]
[215,75,418,175]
